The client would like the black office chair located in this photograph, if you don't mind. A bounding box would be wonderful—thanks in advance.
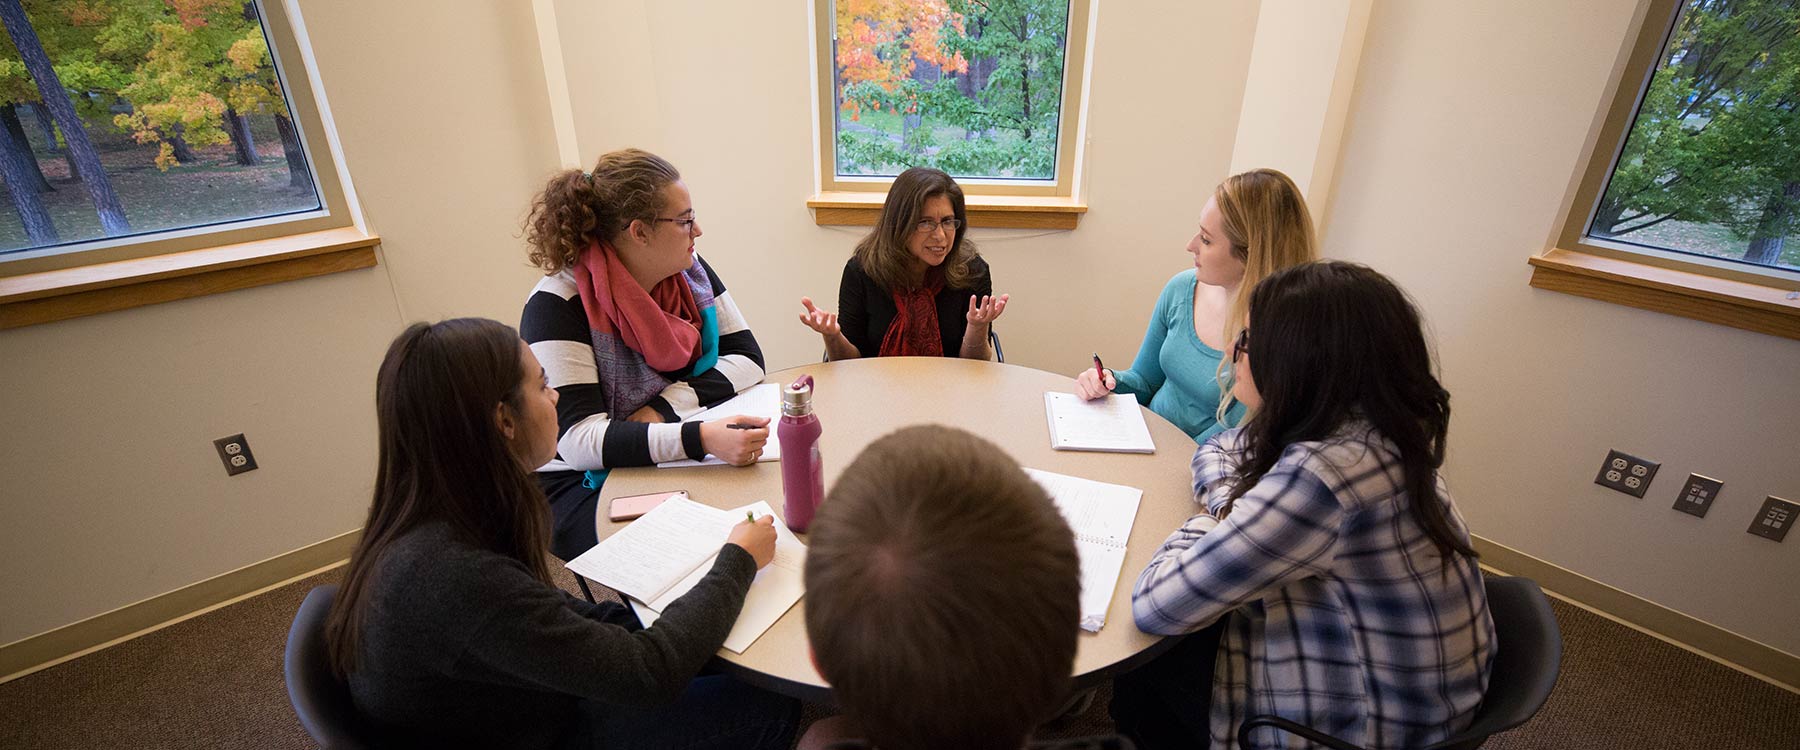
[284,584,377,749]
[1236,576,1561,750]
[822,330,1004,362]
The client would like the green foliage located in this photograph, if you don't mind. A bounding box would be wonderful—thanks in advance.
[0,0,282,170]
[1596,0,1800,262]
[835,0,1069,179]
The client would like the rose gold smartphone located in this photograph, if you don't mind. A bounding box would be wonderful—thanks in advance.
[607,490,686,522]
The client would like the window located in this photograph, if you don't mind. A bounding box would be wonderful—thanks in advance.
[810,0,1092,228]
[1535,0,1800,340]
[0,0,373,328]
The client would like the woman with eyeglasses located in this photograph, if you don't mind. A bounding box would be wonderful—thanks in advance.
[1073,169,1316,443]
[326,318,798,750]
[1116,262,1495,750]
[521,148,770,561]
[797,166,1009,360]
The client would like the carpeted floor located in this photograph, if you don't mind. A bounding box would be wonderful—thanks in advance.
[2,566,1796,749]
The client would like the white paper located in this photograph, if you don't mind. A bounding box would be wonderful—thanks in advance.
[629,501,808,653]
[563,496,736,603]
[1024,468,1144,632]
[1044,392,1156,454]
[657,384,784,468]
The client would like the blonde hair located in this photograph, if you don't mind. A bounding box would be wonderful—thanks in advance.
[1212,168,1318,421]
[523,148,681,273]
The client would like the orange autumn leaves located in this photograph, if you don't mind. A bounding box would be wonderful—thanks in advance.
[836,0,966,120]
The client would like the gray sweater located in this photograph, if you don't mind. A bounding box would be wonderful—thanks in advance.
[346,520,756,748]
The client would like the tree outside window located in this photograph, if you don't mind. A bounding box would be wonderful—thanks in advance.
[1591,0,1800,271]
[830,0,1071,182]
[0,0,318,255]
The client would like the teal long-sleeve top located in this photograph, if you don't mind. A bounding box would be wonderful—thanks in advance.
[1110,269,1246,443]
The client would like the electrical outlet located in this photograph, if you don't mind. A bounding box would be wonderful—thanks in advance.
[1746,496,1797,543]
[213,433,258,476]
[1594,449,1659,498]
[1672,473,1723,518]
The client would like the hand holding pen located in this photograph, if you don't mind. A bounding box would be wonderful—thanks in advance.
[699,415,770,466]
[1075,352,1118,400]
[726,510,777,569]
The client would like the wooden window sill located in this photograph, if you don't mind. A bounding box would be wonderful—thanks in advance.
[0,227,381,330]
[1527,249,1800,340]
[807,192,1087,230]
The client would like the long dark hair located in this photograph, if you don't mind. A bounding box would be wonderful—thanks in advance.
[1226,262,1477,559]
[854,166,980,292]
[325,318,553,678]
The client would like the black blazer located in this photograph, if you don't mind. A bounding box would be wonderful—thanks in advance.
[837,255,992,358]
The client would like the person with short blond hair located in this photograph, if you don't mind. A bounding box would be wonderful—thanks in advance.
[1074,168,1317,443]
[800,425,1126,750]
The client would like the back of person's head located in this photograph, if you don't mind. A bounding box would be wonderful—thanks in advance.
[1214,168,1318,335]
[1230,261,1475,559]
[325,318,552,678]
[805,425,1080,750]
[525,148,682,273]
[854,166,981,292]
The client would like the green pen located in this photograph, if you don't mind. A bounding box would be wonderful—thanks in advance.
[746,510,757,523]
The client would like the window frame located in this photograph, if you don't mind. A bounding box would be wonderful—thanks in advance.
[1535,0,1800,340]
[0,0,377,328]
[808,0,1093,227]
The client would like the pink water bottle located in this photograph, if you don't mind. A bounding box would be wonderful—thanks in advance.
[778,374,824,533]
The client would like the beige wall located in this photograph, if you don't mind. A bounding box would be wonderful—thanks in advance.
[0,0,559,644]
[1323,0,1800,654]
[549,0,1261,372]
[6,0,1795,664]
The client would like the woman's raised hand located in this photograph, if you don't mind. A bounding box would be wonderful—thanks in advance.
[1074,366,1117,400]
[798,297,841,337]
[725,514,777,569]
[699,415,770,466]
[965,293,1009,325]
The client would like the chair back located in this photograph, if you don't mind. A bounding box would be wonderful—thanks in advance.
[1429,575,1562,750]
[283,583,375,749]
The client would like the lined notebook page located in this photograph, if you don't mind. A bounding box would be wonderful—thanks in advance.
[658,383,783,468]
[1024,468,1144,632]
[630,501,807,654]
[1044,392,1155,454]
[564,496,736,603]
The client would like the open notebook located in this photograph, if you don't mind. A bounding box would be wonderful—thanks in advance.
[657,383,783,468]
[1023,468,1143,632]
[1044,392,1156,454]
[565,496,806,653]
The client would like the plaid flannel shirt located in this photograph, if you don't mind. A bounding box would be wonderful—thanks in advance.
[1132,424,1495,750]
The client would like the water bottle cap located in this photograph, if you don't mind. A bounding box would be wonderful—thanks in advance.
[782,375,814,416]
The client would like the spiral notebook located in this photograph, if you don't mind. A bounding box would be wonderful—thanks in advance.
[1044,392,1155,453]
[1023,468,1143,632]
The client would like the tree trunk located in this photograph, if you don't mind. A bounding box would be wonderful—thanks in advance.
[274,113,313,193]
[1744,181,1800,266]
[0,103,51,192]
[1590,198,1629,237]
[0,0,128,236]
[0,111,58,245]
[28,100,56,152]
[224,108,258,165]
[164,129,200,164]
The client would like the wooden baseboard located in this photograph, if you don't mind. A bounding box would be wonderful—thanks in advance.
[0,530,360,684]
[1475,535,1799,692]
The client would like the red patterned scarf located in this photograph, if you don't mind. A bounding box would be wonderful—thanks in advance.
[572,239,701,372]
[878,268,945,357]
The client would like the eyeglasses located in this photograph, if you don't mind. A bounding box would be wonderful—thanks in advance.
[1231,328,1250,363]
[913,217,962,235]
[654,214,699,233]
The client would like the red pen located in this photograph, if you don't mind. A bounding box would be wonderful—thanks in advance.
[1092,352,1106,386]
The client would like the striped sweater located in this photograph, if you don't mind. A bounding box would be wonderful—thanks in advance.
[520,255,765,474]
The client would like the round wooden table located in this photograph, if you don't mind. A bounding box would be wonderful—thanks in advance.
[593,357,1201,702]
